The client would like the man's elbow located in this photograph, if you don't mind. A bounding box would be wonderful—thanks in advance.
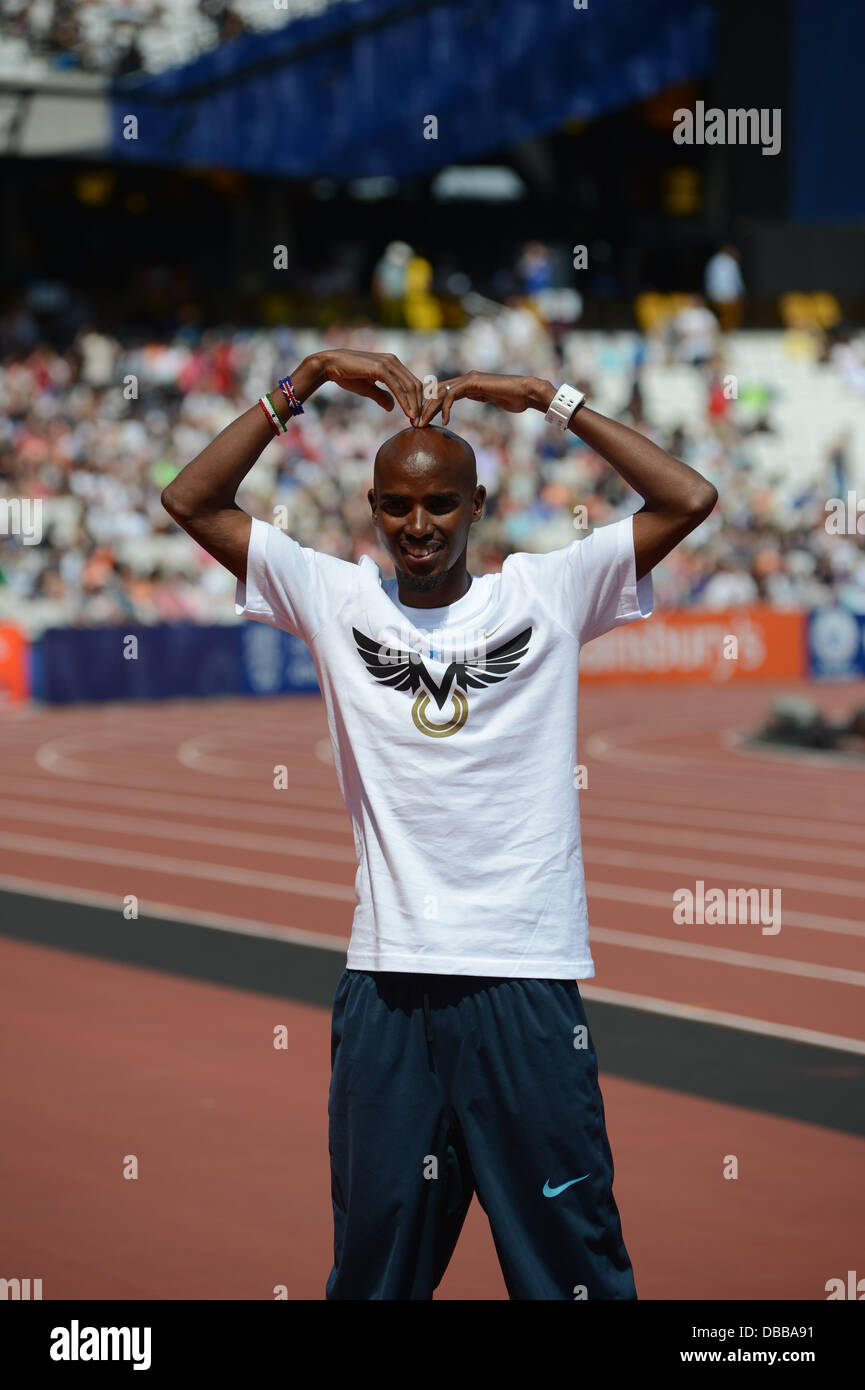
[161,485,192,523]
[687,483,718,522]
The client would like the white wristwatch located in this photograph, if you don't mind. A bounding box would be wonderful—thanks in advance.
[545,382,586,430]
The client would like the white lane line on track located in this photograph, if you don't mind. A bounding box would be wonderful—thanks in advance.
[18,752,865,850]
[0,798,356,861]
[0,774,353,832]
[34,743,346,806]
[34,730,332,780]
[723,725,865,770]
[579,985,865,1057]
[0,832,859,985]
[176,735,333,779]
[583,819,865,869]
[590,926,865,988]
[11,765,862,846]
[587,718,865,781]
[586,880,865,939]
[585,720,738,774]
[0,832,355,902]
[35,740,97,777]
[584,797,865,841]
[1,873,861,1055]
[585,846,865,900]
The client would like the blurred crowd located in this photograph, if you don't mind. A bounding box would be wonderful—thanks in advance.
[4,0,172,75]
[0,0,337,76]
[1,308,864,634]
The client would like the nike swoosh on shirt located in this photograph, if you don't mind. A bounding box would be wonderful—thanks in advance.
[483,621,504,639]
[542,1176,590,1198]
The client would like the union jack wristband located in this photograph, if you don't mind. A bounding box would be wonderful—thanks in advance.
[279,375,304,417]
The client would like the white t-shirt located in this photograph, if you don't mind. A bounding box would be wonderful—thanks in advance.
[235,514,653,978]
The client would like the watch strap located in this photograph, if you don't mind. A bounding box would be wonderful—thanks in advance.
[545,383,586,430]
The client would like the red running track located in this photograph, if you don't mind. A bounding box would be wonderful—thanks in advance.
[1,679,864,1298]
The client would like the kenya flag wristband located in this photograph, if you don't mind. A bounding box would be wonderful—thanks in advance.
[259,393,287,436]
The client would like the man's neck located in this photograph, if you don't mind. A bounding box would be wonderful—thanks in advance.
[396,565,473,609]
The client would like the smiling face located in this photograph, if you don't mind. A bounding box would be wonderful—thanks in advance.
[369,426,485,601]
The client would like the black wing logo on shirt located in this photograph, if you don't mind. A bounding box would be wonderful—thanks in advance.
[352,626,532,738]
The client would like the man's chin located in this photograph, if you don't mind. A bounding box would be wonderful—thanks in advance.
[398,568,450,594]
[394,556,451,594]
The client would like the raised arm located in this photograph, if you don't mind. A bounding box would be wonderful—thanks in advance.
[417,372,718,580]
[161,349,424,583]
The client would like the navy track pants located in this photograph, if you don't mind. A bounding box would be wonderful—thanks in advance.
[325,969,637,1301]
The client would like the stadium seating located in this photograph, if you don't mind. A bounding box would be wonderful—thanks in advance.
[2,319,864,634]
[0,0,361,77]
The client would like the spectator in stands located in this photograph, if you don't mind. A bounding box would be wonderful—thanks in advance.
[200,0,246,44]
[75,326,117,389]
[672,294,720,368]
[623,376,645,428]
[516,242,554,294]
[698,557,759,610]
[704,243,745,332]
[371,242,413,327]
[829,330,865,396]
[826,431,852,499]
[706,354,734,427]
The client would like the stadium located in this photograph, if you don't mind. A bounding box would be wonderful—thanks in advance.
[1,0,863,1332]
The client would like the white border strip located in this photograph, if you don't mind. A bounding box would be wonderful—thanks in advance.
[0,875,349,952]
[580,984,865,1056]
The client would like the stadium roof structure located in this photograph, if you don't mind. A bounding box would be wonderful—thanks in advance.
[0,69,109,158]
[108,0,716,179]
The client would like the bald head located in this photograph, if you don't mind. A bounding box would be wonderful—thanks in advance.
[373,424,476,495]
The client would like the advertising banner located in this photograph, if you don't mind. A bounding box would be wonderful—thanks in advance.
[0,625,29,704]
[24,608,829,702]
[32,624,321,704]
[807,607,865,680]
[580,608,807,682]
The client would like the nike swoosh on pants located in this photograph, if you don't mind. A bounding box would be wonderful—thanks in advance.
[542,1176,590,1198]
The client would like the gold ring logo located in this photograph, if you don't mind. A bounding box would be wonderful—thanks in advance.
[411,690,468,738]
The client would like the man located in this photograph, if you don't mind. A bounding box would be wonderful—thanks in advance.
[673,293,720,368]
[161,347,717,1300]
[703,243,745,333]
